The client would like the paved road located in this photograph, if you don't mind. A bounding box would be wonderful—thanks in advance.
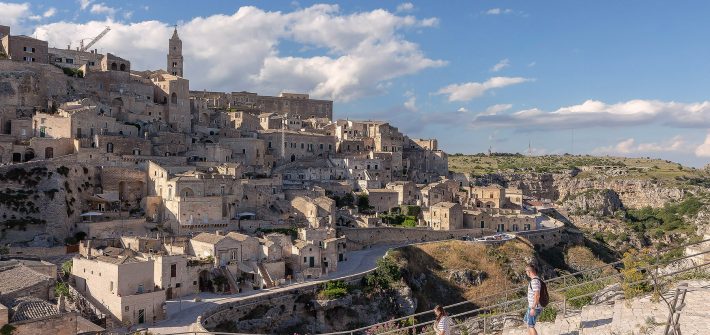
[146,243,401,334]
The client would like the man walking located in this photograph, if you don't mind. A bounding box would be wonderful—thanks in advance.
[524,263,543,335]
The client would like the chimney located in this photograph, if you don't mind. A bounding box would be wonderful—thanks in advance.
[215,230,223,236]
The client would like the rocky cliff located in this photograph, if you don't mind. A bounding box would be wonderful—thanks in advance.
[485,172,686,209]
[0,160,97,245]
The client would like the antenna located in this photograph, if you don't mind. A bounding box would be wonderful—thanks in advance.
[528,139,532,156]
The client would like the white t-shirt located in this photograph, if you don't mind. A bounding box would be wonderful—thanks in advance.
[528,277,541,308]
[435,316,452,335]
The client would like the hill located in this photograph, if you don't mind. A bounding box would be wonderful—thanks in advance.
[449,154,710,187]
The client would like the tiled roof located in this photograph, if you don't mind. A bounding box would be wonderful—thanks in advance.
[10,298,60,322]
[191,232,226,244]
[0,265,52,295]
[226,232,250,242]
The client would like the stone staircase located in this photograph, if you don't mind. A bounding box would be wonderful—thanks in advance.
[220,266,239,294]
[257,263,275,288]
[500,281,710,335]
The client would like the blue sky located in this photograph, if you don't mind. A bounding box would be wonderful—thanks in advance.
[3,1,710,167]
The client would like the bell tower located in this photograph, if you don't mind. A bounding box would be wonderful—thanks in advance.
[167,26,183,77]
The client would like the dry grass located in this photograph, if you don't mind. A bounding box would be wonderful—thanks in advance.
[394,240,535,309]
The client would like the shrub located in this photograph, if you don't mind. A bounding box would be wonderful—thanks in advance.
[318,280,350,300]
[621,249,652,299]
[364,256,401,292]
[538,306,558,322]
[61,260,73,277]
[55,282,70,297]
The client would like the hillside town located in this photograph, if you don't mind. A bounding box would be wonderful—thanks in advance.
[0,24,563,333]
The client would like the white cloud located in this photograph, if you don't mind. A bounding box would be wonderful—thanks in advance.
[436,77,532,102]
[480,103,513,116]
[34,5,444,102]
[403,90,417,111]
[90,3,116,16]
[28,15,42,21]
[593,136,688,155]
[486,8,512,15]
[123,11,133,20]
[0,2,31,26]
[419,17,439,27]
[396,2,414,13]
[79,0,92,11]
[457,107,468,113]
[474,99,710,130]
[695,134,710,157]
[491,58,510,72]
[527,61,536,67]
[43,7,56,18]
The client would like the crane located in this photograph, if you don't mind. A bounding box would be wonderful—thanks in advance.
[79,26,111,52]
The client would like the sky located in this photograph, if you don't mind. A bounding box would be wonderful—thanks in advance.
[2,1,710,167]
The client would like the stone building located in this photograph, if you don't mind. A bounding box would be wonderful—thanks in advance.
[385,180,419,205]
[49,47,103,72]
[0,25,48,63]
[425,202,463,230]
[72,249,167,326]
[365,188,400,213]
[290,227,346,279]
[190,91,333,120]
[259,129,336,166]
[167,28,183,77]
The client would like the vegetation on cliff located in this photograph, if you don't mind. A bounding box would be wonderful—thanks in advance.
[449,154,709,186]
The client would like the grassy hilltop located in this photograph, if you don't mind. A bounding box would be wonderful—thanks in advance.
[449,154,710,185]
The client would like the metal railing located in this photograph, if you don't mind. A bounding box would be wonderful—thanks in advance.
[157,238,709,335]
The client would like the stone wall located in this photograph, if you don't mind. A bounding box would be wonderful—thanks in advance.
[194,269,373,333]
[340,227,492,250]
[10,312,79,335]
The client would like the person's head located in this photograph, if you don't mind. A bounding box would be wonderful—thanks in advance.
[525,263,538,278]
[434,305,447,320]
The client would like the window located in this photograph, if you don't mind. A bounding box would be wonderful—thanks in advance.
[110,281,114,292]
[170,264,177,278]
[66,58,74,64]
[125,306,129,312]
[137,284,144,294]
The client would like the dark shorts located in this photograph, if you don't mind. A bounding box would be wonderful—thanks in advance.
[523,307,543,327]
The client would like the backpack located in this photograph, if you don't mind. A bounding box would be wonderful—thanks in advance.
[530,277,549,307]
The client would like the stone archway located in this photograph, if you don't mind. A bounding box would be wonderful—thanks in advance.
[199,270,213,292]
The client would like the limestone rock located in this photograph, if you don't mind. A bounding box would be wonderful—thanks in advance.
[562,189,623,216]
[591,283,624,304]
[447,269,486,287]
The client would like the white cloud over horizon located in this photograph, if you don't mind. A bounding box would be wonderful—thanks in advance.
[695,134,710,157]
[33,4,445,102]
[593,136,688,155]
[491,58,510,72]
[474,99,710,130]
[486,8,512,15]
[436,77,531,102]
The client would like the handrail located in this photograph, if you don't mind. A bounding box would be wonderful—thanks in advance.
[161,237,709,335]
[319,237,710,335]
[377,258,710,335]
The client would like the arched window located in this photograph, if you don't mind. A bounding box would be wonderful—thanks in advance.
[106,143,114,153]
[132,148,141,155]
[111,62,117,70]
[171,92,177,104]
[120,63,126,71]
